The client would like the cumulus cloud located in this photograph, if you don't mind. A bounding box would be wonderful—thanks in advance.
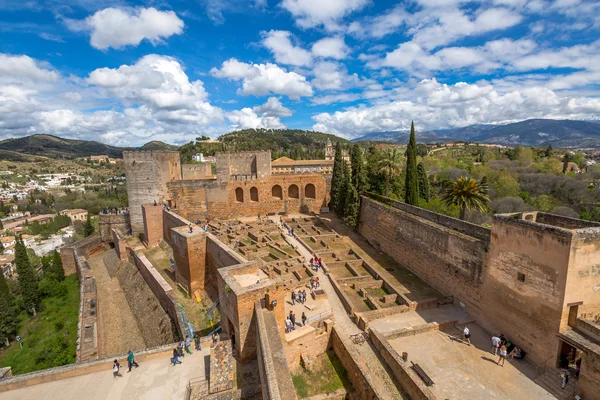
[253,97,294,117]
[312,79,600,136]
[281,0,369,30]
[311,61,358,90]
[227,108,286,129]
[311,37,350,59]
[261,30,313,67]
[66,7,184,50]
[211,58,313,99]
[0,54,59,83]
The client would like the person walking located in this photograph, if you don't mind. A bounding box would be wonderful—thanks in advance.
[212,332,219,347]
[491,334,501,356]
[113,360,123,377]
[463,326,471,345]
[302,312,307,326]
[497,345,508,366]
[315,277,320,289]
[560,367,570,389]
[195,335,202,351]
[185,336,193,355]
[285,317,292,333]
[291,313,296,330]
[310,278,315,290]
[127,350,139,372]
[171,348,182,366]
[291,291,296,306]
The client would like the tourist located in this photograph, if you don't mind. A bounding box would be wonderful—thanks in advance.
[497,345,508,366]
[285,317,292,333]
[575,358,581,379]
[113,360,123,377]
[309,258,314,269]
[291,313,296,329]
[291,228,294,236]
[212,332,219,347]
[463,326,471,345]
[171,348,182,366]
[195,334,202,351]
[491,334,501,356]
[291,291,296,306]
[178,341,185,357]
[185,335,193,355]
[303,289,307,304]
[315,277,320,289]
[310,278,315,290]
[510,347,523,360]
[189,224,193,233]
[127,350,139,372]
[302,312,307,326]
[560,367,570,389]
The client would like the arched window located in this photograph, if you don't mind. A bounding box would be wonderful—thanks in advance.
[288,184,299,199]
[272,185,283,200]
[250,187,259,202]
[305,183,316,199]
[235,187,244,203]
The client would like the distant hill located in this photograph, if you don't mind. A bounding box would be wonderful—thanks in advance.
[0,135,178,159]
[353,119,600,148]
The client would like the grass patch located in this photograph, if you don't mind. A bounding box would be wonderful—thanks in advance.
[365,286,389,297]
[0,275,80,375]
[292,351,352,398]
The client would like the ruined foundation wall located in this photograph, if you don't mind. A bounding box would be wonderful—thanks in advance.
[205,235,247,299]
[98,214,129,242]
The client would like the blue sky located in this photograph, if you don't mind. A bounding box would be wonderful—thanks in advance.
[1,0,599,145]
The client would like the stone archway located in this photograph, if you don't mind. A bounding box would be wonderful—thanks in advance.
[305,183,316,199]
[250,187,259,202]
[235,187,244,203]
[272,185,283,200]
[288,184,299,199]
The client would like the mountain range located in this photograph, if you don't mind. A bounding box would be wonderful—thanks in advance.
[353,119,600,148]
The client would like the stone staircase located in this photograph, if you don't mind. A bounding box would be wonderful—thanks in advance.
[535,369,578,400]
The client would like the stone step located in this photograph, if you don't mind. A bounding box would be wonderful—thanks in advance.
[535,371,576,400]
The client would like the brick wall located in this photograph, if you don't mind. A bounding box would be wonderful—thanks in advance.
[111,229,127,261]
[283,325,330,370]
[60,247,77,276]
[98,213,129,242]
[142,204,164,246]
[170,227,206,294]
[369,329,436,400]
[205,235,247,299]
[162,209,192,248]
[182,163,214,180]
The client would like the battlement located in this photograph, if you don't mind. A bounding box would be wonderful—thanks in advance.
[493,212,600,236]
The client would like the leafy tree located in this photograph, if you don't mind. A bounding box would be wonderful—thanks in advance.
[545,145,553,157]
[51,250,65,282]
[83,215,95,237]
[329,142,345,211]
[404,121,419,205]
[562,153,573,174]
[377,148,403,197]
[15,235,39,315]
[0,271,17,346]
[441,177,491,220]
[417,162,430,202]
[350,144,367,194]
[479,176,489,196]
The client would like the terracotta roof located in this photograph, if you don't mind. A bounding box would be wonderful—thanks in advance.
[0,236,15,243]
[272,157,334,166]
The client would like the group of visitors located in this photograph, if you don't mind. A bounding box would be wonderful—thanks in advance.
[490,333,525,367]
[195,219,211,232]
[291,289,308,305]
[310,277,320,290]
[285,311,297,333]
[112,350,139,378]
[103,207,129,215]
[309,257,323,272]
[170,334,204,366]
[558,353,582,389]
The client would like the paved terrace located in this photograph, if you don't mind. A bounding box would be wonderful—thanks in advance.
[0,346,210,400]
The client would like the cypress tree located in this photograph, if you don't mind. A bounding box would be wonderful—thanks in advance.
[343,182,360,229]
[83,215,95,237]
[329,142,345,212]
[404,121,419,205]
[0,271,16,347]
[51,250,65,282]
[15,235,38,315]
[337,163,351,217]
[562,153,572,174]
[417,162,430,202]
[350,144,367,194]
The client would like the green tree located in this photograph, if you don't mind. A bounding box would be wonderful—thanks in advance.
[404,121,419,205]
[350,144,367,194]
[15,235,39,315]
[545,145,553,157]
[83,215,95,237]
[0,218,3,230]
[336,163,351,217]
[479,176,489,197]
[51,250,65,282]
[441,177,491,220]
[562,153,573,174]
[417,162,430,202]
[344,182,360,229]
[0,271,17,346]
[329,142,345,211]
[377,148,403,197]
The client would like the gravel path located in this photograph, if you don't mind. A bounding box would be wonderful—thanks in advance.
[88,251,147,358]
[272,215,407,400]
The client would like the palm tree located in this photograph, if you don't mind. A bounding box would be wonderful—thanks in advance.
[377,148,403,197]
[441,176,490,220]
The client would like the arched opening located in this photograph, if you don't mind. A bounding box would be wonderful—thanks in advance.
[250,187,259,202]
[272,185,283,200]
[235,187,244,203]
[305,183,316,199]
[288,184,299,199]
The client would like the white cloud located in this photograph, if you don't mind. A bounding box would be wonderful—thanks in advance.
[311,92,360,105]
[311,37,350,59]
[39,33,64,42]
[227,108,286,129]
[253,97,294,117]
[262,30,313,67]
[66,7,184,50]
[0,54,59,83]
[311,61,358,90]
[312,78,600,136]
[211,58,313,99]
[281,0,369,30]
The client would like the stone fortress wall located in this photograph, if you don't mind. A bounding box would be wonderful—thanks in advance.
[358,193,600,366]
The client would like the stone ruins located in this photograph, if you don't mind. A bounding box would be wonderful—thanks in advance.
[1,148,600,400]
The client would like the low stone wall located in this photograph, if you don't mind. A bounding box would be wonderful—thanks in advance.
[111,228,127,261]
[98,213,129,242]
[355,306,411,331]
[0,339,212,393]
[130,250,186,339]
[283,324,331,370]
[255,304,297,400]
[75,255,99,363]
[60,234,104,278]
[327,273,355,316]
[369,329,436,400]
[163,209,193,248]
